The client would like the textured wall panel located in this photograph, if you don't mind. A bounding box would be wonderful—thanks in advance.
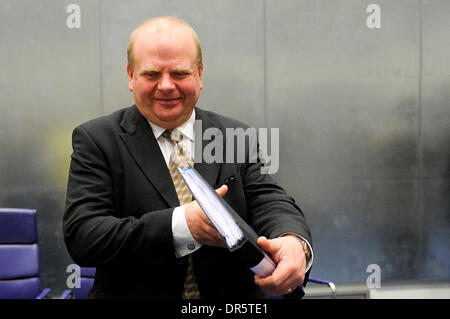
[420,0,450,279]
[265,0,426,283]
[0,0,101,292]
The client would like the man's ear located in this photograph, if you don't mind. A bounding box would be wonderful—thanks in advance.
[198,64,204,90]
[126,64,134,92]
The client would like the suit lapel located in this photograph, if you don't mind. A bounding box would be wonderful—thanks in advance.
[194,108,222,187]
[119,106,180,207]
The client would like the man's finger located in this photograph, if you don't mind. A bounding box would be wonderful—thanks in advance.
[203,225,226,247]
[257,236,281,256]
[215,184,228,197]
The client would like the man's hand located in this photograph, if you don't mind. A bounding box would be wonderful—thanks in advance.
[254,235,306,296]
[185,184,228,248]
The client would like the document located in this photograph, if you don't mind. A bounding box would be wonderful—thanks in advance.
[177,164,276,277]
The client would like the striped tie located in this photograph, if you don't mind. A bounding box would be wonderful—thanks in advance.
[163,129,200,299]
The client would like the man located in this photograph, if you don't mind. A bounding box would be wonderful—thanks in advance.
[63,16,313,299]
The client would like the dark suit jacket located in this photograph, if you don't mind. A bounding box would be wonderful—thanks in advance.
[63,105,312,299]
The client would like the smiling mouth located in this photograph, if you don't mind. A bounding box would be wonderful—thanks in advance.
[153,97,183,102]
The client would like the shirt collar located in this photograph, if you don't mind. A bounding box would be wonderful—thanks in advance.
[147,109,196,142]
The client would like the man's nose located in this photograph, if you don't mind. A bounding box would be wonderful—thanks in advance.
[157,74,175,91]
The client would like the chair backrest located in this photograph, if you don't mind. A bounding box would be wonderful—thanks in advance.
[0,208,43,298]
[75,267,96,299]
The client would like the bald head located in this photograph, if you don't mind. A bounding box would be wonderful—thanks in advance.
[127,16,202,71]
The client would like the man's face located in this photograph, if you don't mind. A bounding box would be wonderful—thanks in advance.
[127,26,203,129]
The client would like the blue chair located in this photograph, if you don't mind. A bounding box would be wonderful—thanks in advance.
[61,266,96,299]
[0,208,51,299]
[75,267,96,299]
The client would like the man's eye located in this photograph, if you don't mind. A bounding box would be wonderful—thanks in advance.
[173,72,190,77]
[144,72,159,78]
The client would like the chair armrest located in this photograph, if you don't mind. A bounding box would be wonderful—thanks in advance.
[60,289,73,299]
[36,288,52,299]
[308,277,337,298]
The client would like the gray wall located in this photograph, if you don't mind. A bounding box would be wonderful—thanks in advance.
[0,0,448,294]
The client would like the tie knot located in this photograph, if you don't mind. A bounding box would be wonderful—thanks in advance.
[163,129,182,144]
